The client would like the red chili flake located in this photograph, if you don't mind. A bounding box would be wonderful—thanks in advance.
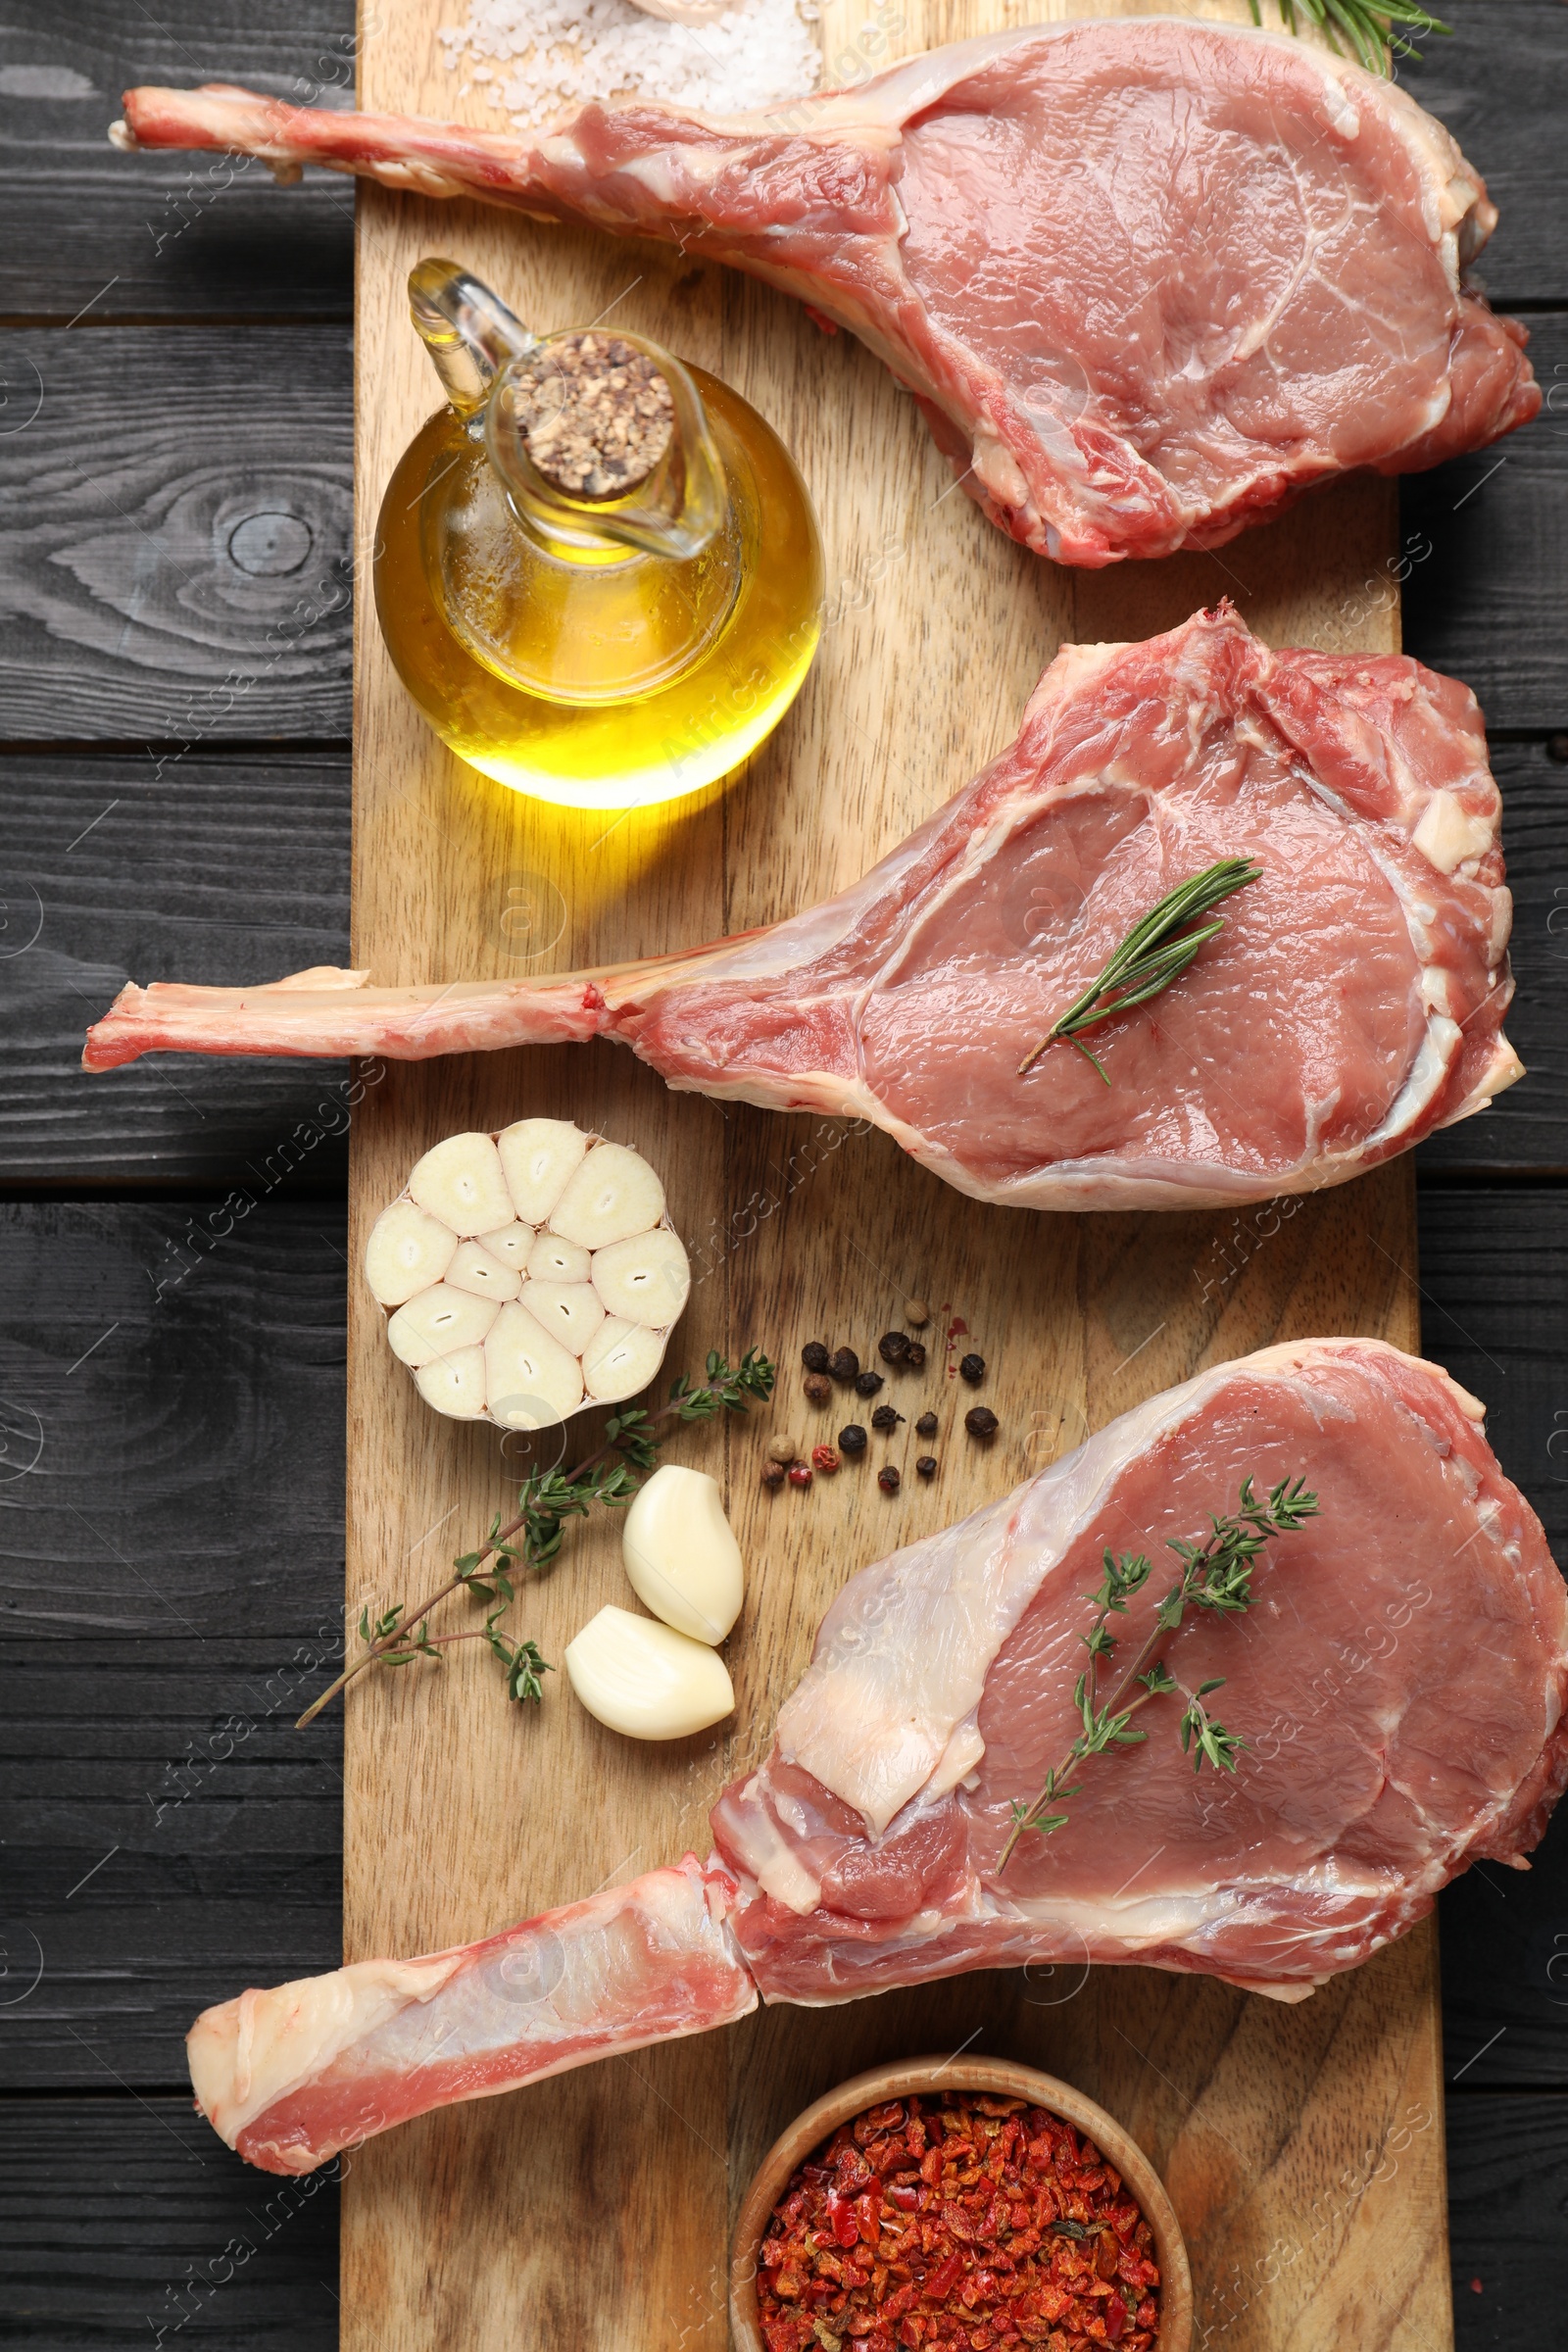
[755,2091,1161,2352]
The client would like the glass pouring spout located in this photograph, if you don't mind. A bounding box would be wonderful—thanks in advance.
[408,256,726,563]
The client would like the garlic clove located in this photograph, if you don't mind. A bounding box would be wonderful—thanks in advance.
[622,1463,743,1643]
[581,1317,666,1403]
[477,1221,536,1272]
[564,1606,734,1740]
[408,1132,514,1238]
[445,1238,522,1303]
[518,1280,605,1358]
[549,1142,665,1250]
[386,1284,501,1368]
[364,1200,459,1306]
[526,1231,592,1286]
[484,1298,584,1427]
[498,1117,588,1225]
[413,1347,489,1419]
[591,1227,692,1329]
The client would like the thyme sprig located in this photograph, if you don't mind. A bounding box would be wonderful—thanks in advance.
[1251,0,1450,74]
[1017,858,1262,1086]
[296,1348,775,1729]
[995,1475,1318,1872]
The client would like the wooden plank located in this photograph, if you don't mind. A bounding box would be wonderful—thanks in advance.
[1402,0,1568,308]
[342,6,1449,2350]
[0,1201,345,2082]
[1,2091,1562,2352]
[0,751,351,1186]
[0,0,355,318]
[1401,313,1568,731]
[1445,2092,1568,2338]
[0,2096,338,2351]
[0,327,351,741]
[1416,744,1568,1174]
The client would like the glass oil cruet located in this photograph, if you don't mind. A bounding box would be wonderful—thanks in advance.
[374,258,825,813]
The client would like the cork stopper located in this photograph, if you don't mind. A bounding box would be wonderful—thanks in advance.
[510,332,676,502]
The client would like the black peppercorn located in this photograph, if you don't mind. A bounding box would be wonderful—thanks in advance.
[878,1331,910,1365]
[855,1369,885,1398]
[803,1371,832,1404]
[965,1405,999,1440]
[801,1341,830,1374]
[905,1340,927,1370]
[959,1351,986,1386]
[870,1403,904,1434]
[760,1459,786,1490]
[878,1464,901,1494]
[915,1411,939,1438]
[915,1454,938,1479]
[828,1347,860,1383]
[839,1424,868,1455]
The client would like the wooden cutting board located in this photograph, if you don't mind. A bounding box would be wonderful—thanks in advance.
[344,2,1450,2345]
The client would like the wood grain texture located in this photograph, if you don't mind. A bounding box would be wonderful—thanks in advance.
[1415,745,1568,1174]
[0,752,351,1186]
[0,1201,345,2087]
[0,2097,338,2352]
[340,5,1449,2350]
[0,0,355,318]
[1401,312,1568,732]
[0,327,351,741]
[1401,0,1568,310]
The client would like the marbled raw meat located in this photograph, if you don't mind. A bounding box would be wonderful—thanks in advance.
[110,20,1540,564]
[185,1341,1567,2174]
[84,605,1521,1212]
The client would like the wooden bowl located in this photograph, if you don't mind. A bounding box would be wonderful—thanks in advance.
[729,2054,1193,2352]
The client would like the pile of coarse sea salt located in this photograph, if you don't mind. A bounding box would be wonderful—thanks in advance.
[441,0,823,128]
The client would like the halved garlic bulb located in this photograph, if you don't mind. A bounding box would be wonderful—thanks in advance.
[365,1120,689,1427]
[564,1606,734,1740]
[621,1464,743,1643]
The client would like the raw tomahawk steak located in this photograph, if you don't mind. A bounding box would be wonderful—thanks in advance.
[111,20,1540,564]
[85,606,1521,1213]
[180,1340,1568,2175]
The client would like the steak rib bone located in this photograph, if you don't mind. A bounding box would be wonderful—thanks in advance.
[84,606,1521,1214]
[110,20,1540,564]
[181,1339,1568,2176]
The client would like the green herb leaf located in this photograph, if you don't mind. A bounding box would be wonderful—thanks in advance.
[1018,859,1262,1084]
[1250,0,1450,74]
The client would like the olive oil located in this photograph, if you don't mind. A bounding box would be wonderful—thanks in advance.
[374,266,823,813]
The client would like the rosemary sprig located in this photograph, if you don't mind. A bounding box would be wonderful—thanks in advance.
[1250,0,1451,74]
[996,1475,1318,1872]
[296,1347,775,1728]
[1017,858,1262,1086]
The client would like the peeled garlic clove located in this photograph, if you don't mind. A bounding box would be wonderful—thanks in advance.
[550,1142,665,1250]
[364,1200,458,1306]
[591,1228,691,1329]
[409,1132,514,1238]
[386,1284,501,1368]
[526,1231,592,1286]
[498,1117,587,1225]
[564,1606,734,1740]
[445,1239,522,1303]
[622,1464,743,1643]
[478,1221,535,1272]
[519,1280,605,1358]
[581,1317,666,1403]
[484,1299,584,1427]
[413,1347,488,1420]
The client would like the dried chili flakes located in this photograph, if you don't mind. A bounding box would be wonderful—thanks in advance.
[755,2089,1160,2352]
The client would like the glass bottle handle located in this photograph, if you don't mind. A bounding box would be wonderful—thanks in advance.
[408,258,535,416]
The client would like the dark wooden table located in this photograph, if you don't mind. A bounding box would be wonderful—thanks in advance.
[0,6,1564,2343]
